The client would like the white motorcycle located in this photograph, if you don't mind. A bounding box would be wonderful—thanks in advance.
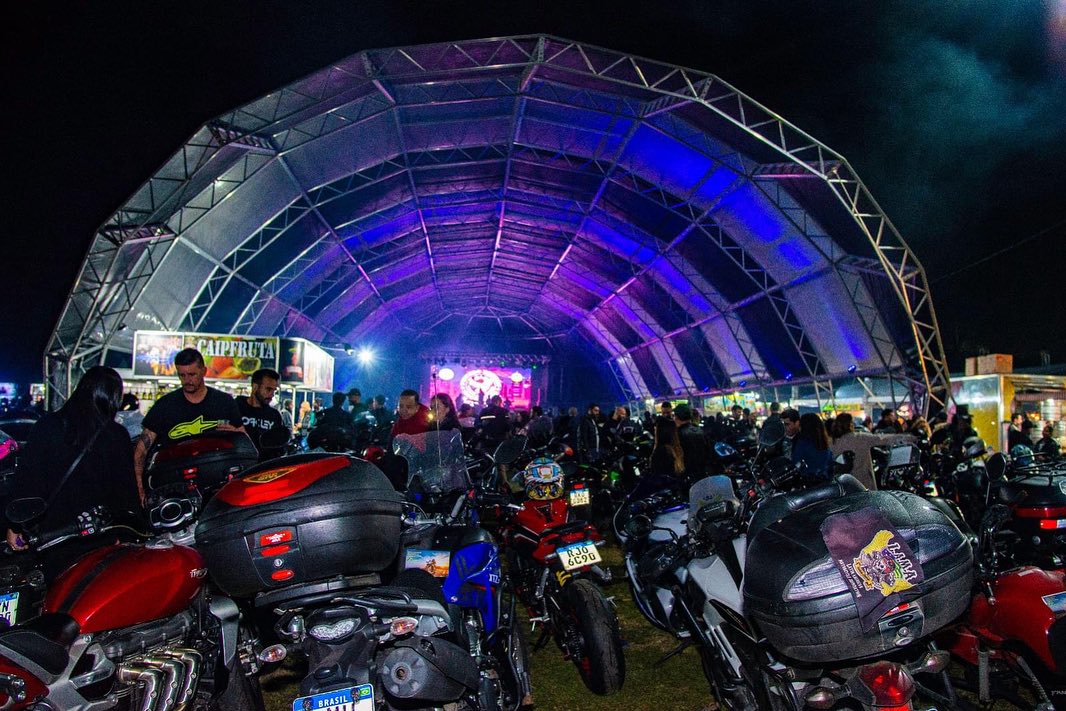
[618,421,974,710]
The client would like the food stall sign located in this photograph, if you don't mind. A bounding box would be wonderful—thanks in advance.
[182,333,279,380]
[301,340,334,393]
[133,331,186,377]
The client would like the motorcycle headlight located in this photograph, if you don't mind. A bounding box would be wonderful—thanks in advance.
[308,617,359,642]
[784,557,848,601]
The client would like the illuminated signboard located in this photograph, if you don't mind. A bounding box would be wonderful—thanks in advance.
[430,364,534,410]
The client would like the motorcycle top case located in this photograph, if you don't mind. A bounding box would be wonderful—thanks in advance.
[147,431,259,493]
[195,453,404,597]
[742,489,973,663]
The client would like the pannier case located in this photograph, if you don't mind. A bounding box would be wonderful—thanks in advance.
[148,431,259,492]
[743,489,973,663]
[195,453,404,597]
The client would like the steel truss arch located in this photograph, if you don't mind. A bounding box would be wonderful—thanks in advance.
[47,35,949,416]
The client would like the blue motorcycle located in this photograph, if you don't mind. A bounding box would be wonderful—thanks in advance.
[396,431,533,710]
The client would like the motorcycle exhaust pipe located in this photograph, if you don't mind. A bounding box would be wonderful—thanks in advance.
[117,664,166,711]
[160,648,202,711]
[141,657,183,711]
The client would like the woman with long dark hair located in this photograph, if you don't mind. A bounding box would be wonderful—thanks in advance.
[6,366,142,579]
[428,392,461,432]
[791,412,833,480]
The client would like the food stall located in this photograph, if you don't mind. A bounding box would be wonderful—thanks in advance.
[125,330,284,409]
[950,372,1066,452]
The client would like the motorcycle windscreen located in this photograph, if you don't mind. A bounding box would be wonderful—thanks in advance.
[688,475,737,535]
[393,431,469,493]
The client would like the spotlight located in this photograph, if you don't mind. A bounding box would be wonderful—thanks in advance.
[847,364,858,374]
[438,367,455,381]
[343,344,355,356]
[738,380,748,388]
[357,347,375,365]
[785,373,793,381]
[510,371,524,383]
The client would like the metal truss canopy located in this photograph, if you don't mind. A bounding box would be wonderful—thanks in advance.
[46,35,951,414]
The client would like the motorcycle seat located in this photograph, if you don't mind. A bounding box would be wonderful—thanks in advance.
[747,474,866,542]
[0,614,79,676]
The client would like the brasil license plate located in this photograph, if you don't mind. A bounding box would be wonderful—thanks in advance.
[557,541,602,571]
[569,489,590,507]
[292,683,373,711]
[0,592,19,627]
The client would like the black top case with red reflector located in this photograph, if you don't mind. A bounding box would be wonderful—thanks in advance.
[148,431,260,494]
[195,453,404,597]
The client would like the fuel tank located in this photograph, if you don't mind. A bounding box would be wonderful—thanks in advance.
[44,542,205,633]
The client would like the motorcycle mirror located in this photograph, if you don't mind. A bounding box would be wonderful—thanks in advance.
[758,417,785,449]
[5,497,46,526]
[986,452,1008,480]
[493,437,526,465]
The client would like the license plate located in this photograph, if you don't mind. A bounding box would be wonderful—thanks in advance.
[557,541,602,571]
[0,592,19,627]
[569,489,590,507]
[292,684,373,711]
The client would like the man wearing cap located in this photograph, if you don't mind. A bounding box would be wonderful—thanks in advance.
[674,403,709,481]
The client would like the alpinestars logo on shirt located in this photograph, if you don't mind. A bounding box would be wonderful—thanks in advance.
[169,415,224,440]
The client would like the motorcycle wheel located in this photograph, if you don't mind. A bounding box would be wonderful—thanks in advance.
[564,579,625,695]
[698,634,787,710]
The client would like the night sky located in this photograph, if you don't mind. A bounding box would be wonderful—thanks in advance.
[3,0,1064,388]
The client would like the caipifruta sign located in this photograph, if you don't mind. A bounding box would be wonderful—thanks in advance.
[132,330,279,380]
[183,334,279,380]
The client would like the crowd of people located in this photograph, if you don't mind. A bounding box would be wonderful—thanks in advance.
[3,346,1062,582]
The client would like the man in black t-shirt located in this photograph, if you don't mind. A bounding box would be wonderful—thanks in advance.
[236,368,286,460]
[135,348,244,503]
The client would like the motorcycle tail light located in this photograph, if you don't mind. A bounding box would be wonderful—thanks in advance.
[1015,505,1066,518]
[784,558,848,601]
[563,447,573,457]
[1039,519,1066,530]
[857,661,914,708]
[309,618,358,642]
[389,617,418,637]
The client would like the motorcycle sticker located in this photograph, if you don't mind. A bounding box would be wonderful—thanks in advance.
[405,549,451,578]
[822,507,925,631]
[245,467,295,484]
[1043,591,1066,614]
[853,530,922,597]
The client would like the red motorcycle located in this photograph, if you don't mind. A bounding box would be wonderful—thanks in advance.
[0,498,262,711]
[940,504,1065,710]
[497,456,625,695]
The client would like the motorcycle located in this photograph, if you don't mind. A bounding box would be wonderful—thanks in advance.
[395,430,533,711]
[939,503,1065,710]
[983,451,1066,569]
[195,442,523,711]
[618,418,972,710]
[496,453,625,695]
[0,497,262,711]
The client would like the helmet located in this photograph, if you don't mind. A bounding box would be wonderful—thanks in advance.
[524,457,564,501]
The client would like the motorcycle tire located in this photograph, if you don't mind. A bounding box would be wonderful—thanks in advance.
[565,579,625,695]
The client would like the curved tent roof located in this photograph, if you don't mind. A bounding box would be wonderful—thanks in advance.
[46,35,949,410]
